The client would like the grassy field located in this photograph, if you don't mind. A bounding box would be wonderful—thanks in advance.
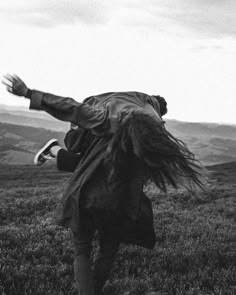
[0,163,235,295]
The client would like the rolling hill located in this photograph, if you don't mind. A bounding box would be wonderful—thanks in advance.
[165,120,236,165]
[0,104,236,165]
[0,122,65,165]
[0,105,68,132]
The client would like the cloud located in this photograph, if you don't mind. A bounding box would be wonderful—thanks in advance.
[164,0,236,38]
[110,0,236,39]
[0,0,109,27]
[1,0,236,39]
[149,0,236,38]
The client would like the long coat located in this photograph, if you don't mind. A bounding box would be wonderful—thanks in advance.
[30,91,163,249]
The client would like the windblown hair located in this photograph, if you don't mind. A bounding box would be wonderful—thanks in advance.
[105,111,204,192]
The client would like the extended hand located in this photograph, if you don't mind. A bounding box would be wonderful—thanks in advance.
[2,74,28,97]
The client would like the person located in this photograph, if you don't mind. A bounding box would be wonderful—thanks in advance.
[33,93,168,170]
[2,74,204,295]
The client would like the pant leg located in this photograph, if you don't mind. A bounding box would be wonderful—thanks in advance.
[57,148,82,172]
[72,210,95,295]
[94,232,120,295]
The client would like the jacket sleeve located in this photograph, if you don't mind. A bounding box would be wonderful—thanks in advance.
[29,90,108,133]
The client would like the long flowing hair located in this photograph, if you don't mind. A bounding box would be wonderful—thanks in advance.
[105,111,205,192]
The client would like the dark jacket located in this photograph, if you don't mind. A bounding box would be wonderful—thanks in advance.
[29,91,162,249]
[63,127,155,248]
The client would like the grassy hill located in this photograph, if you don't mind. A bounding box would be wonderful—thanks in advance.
[0,112,68,132]
[165,120,236,165]
[0,122,65,165]
[1,107,236,165]
[0,104,68,131]
[0,162,235,294]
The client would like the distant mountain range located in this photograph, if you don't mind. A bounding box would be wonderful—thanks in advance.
[0,104,68,132]
[165,120,236,165]
[0,104,236,165]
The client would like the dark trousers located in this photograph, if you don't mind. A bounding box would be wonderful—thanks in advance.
[57,149,120,295]
[57,148,82,172]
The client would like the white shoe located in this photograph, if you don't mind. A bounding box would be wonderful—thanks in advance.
[34,139,59,166]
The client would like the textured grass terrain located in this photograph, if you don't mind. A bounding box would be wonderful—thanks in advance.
[0,164,235,295]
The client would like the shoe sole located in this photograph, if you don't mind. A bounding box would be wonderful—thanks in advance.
[34,139,58,166]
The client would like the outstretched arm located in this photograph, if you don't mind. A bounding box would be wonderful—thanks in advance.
[2,74,107,133]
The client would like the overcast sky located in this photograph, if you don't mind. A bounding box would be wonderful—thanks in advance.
[0,0,235,124]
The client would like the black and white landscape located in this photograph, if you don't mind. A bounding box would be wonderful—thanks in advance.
[1,105,236,166]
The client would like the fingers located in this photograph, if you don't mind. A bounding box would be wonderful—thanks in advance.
[2,75,15,94]
[3,74,22,84]
[1,80,12,88]
[1,80,13,93]
[2,75,13,85]
[13,74,22,82]
[7,87,13,94]
[2,74,18,88]
[2,73,26,96]
[4,74,15,83]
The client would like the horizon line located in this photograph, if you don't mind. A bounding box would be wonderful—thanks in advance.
[0,102,235,127]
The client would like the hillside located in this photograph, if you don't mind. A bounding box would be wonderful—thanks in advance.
[0,112,68,132]
[165,120,236,165]
[0,105,236,165]
[0,162,235,294]
[0,122,65,165]
[166,120,236,138]
[206,161,236,185]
